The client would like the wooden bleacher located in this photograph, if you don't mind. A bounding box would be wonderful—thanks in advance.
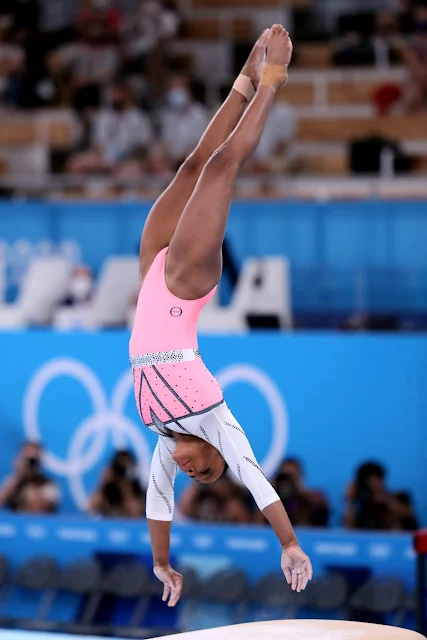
[297,114,427,142]
[294,43,333,69]
[181,17,253,40]
[193,0,312,7]
[0,114,74,148]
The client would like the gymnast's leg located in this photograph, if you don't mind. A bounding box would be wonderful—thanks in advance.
[139,29,271,279]
[166,25,293,300]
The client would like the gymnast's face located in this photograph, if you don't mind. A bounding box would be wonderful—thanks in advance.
[172,435,226,484]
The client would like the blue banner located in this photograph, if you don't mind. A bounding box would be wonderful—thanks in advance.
[0,515,415,587]
[0,332,425,527]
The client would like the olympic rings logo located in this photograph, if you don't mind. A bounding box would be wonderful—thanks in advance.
[23,359,289,509]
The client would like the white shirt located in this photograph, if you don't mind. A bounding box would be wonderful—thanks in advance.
[93,107,153,163]
[55,42,120,83]
[255,102,295,160]
[159,103,210,162]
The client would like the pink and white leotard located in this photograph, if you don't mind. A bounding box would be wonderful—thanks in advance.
[130,247,279,521]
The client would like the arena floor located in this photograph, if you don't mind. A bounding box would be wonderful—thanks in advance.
[2,620,424,640]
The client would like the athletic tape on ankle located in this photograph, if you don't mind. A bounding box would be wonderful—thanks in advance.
[232,74,255,100]
[260,64,288,90]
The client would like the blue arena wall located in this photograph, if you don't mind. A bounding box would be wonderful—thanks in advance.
[0,332,425,526]
[1,200,427,311]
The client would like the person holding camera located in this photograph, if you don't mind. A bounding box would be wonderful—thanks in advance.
[0,442,60,513]
[344,461,418,531]
[272,458,330,527]
[89,449,146,518]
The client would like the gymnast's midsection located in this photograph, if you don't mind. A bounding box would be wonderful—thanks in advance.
[130,24,313,607]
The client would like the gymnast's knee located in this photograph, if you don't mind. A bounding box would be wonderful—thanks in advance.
[206,142,240,174]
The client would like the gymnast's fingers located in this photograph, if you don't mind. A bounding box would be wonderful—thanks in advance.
[291,570,298,591]
[168,575,183,607]
[162,583,171,602]
[301,574,309,592]
[283,566,292,585]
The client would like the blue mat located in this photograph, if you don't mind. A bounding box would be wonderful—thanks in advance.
[0,633,130,640]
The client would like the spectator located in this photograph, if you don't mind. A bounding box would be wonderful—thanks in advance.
[121,0,179,92]
[248,101,295,173]
[0,25,26,107]
[62,265,94,306]
[157,74,209,167]
[0,442,60,514]
[67,79,152,175]
[79,0,122,45]
[49,17,120,110]
[89,449,145,518]
[179,476,252,523]
[393,2,427,111]
[344,461,419,531]
[272,457,330,527]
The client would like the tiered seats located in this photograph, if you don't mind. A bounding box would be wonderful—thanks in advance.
[181,17,252,40]
[193,0,312,6]
[297,114,427,142]
[0,113,74,149]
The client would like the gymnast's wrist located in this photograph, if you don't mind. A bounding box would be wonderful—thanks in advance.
[282,537,299,550]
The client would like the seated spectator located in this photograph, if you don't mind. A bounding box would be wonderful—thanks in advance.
[272,457,330,527]
[89,449,145,518]
[67,79,152,175]
[0,442,60,514]
[121,0,179,75]
[179,476,252,523]
[0,24,26,107]
[157,74,209,167]
[247,101,295,173]
[79,0,122,45]
[62,265,94,306]
[344,461,418,531]
[393,2,427,112]
[49,18,120,110]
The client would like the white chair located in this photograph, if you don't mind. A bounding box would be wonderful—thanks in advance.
[54,257,140,330]
[198,256,292,334]
[0,257,73,328]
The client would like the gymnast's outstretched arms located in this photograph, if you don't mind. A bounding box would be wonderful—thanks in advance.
[146,408,313,606]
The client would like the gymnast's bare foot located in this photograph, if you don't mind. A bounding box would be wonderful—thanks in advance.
[264,24,293,90]
[241,28,270,90]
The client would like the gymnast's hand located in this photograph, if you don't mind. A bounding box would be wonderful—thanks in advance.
[154,564,184,607]
[281,544,313,593]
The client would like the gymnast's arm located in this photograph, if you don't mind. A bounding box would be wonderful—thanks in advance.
[215,416,313,590]
[146,437,184,607]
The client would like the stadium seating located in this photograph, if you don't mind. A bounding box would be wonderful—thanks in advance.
[0,257,72,328]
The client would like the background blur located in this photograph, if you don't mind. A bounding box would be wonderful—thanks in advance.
[0,0,426,638]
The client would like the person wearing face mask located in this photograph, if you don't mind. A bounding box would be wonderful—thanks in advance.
[158,74,210,167]
[0,442,60,513]
[63,266,94,306]
[89,449,146,518]
[67,79,153,174]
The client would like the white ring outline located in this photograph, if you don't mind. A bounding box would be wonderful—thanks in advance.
[216,364,289,479]
[24,358,108,476]
[68,411,152,510]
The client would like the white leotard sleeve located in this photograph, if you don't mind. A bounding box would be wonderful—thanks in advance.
[145,402,279,521]
[146,436,177,521]
[199,403,280,512]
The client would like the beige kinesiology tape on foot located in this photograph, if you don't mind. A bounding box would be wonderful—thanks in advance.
[260,64,288,91]
[232,74,256,101]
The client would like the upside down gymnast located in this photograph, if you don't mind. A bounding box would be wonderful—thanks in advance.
[130,25,313,606]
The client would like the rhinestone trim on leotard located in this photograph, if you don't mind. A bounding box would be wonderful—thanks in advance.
[130,348,200,368]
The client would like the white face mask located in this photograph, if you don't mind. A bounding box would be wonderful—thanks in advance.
[69,275,92,302]
[167,88,190,110]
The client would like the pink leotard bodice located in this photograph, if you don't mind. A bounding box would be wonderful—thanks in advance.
[130,247,215,354]
[130,248,223,427]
